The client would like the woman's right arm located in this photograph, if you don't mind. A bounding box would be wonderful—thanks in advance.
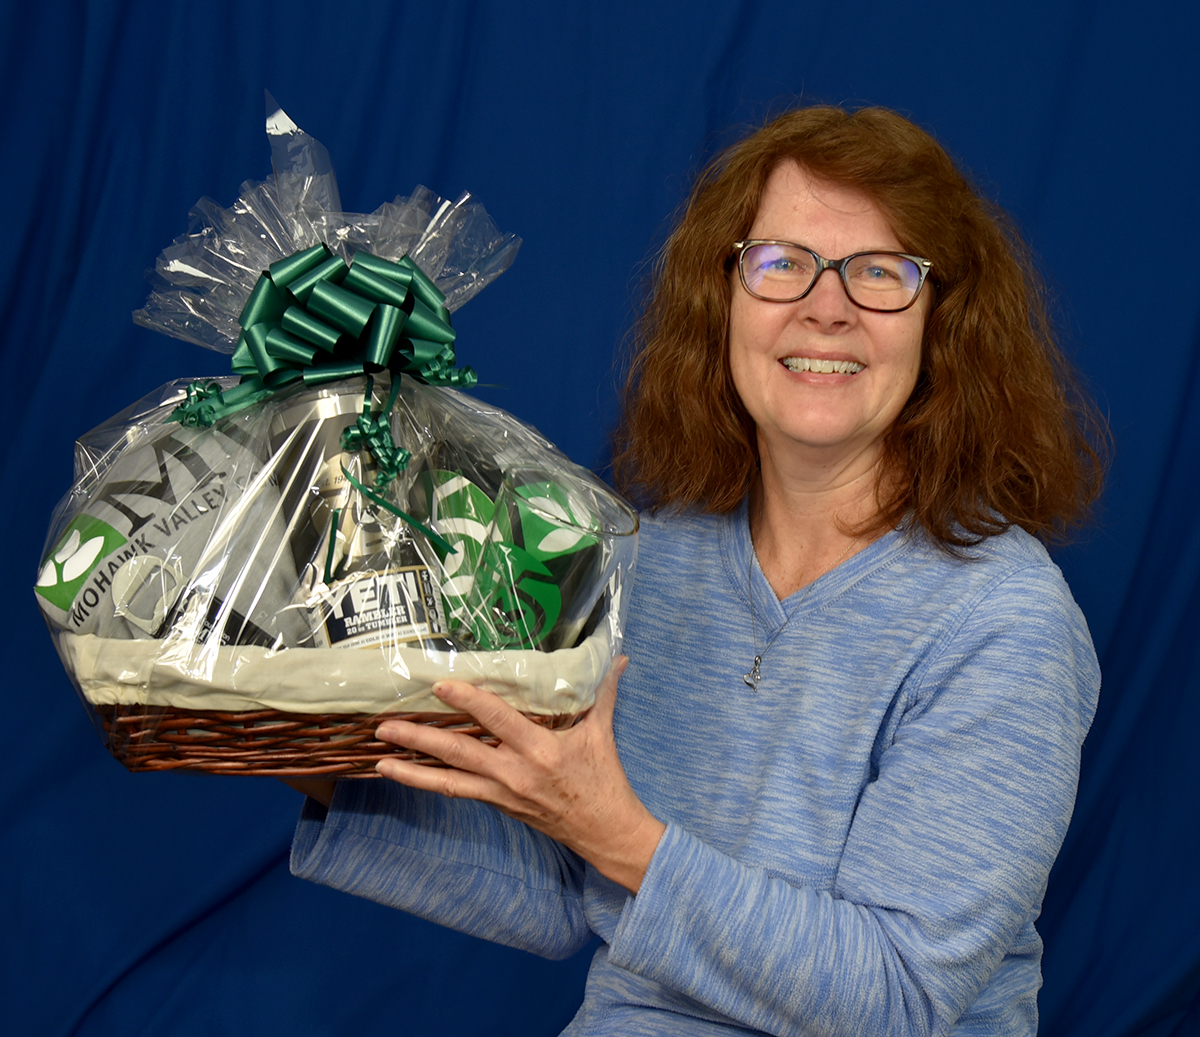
[289,774,595,960]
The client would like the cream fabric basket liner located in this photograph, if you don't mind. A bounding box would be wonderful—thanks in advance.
[62,628,610,716]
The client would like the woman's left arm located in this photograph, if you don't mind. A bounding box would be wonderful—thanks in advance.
[372,564,1099,1037]
[604,562,1101,1036]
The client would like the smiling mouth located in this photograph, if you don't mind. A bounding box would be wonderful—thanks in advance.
[781,357,864,374]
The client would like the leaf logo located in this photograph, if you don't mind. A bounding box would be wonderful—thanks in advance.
[524,495,572,523]
[536,528,587,554]
[34,516,128,612]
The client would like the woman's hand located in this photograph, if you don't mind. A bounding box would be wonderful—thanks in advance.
[374,657,666,895]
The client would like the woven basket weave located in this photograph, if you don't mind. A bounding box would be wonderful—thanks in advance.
[95,703,579,776]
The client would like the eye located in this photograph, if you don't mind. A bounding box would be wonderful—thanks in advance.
[859,262,901,283]
[740,243,820,299]
[750,245,812,276]
[762,253,798,273]
[847,254,917,292]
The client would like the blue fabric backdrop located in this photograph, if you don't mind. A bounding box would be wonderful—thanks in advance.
[4,2,1198,1034]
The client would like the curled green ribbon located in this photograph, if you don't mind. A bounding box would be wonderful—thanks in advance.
[339,375,411,489]
[170,378,274,428]
[167,244,474,557]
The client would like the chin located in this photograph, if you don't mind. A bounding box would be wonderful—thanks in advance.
[760,417,887,458]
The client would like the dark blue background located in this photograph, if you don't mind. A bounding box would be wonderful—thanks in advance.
[4,3,1198,1034]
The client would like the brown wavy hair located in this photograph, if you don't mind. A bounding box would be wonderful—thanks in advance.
[613,105,1107,548]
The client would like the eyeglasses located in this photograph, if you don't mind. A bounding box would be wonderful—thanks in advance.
[733,240,932,312]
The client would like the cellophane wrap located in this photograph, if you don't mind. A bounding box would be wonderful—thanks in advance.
[35,99,637,775]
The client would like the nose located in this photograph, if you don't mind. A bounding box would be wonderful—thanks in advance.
[797,267,856,326]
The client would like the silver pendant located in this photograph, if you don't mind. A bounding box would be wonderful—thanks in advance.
[743,655,762,690]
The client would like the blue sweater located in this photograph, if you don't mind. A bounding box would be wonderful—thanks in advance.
[292,505,1100,1036]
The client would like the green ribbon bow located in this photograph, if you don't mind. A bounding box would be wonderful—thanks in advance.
[167,243,475,557]
[169,243,473,425]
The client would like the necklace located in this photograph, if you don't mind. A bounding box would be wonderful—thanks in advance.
[743,536,857,691]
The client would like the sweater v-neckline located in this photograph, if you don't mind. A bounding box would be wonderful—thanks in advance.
[721,497,906,625]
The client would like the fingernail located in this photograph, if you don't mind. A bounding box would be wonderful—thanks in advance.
[432,681,451,700]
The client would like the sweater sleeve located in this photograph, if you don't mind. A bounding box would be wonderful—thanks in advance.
[290,775,593,960]
[607,564,1100,1036]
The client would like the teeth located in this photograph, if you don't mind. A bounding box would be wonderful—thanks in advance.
[781,357,864,375]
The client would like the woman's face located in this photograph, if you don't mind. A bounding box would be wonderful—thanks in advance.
[728,161,930,475]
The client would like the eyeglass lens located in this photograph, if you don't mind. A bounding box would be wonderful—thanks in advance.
[740,242,922,310]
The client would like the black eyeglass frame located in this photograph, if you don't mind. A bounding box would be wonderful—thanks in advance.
[732,239,933,313]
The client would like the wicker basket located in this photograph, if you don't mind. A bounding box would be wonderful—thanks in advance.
[95,703,581,776]
[63,626,608,776]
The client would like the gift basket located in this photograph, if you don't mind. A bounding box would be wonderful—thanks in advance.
[35,100,637,776]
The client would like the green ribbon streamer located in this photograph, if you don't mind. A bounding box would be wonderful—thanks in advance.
[339,465,456,557]
[324,507,345,585]
[166,243,475,558]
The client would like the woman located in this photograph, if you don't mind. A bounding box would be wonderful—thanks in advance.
[289,106,1105,1035]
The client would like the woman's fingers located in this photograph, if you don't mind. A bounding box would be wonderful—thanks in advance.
[375,683,558,783]
[375,755,498,800]
[375,659,630,785]
[428,678,549,753]
[375,716,503,777]
[586,656,628,728]
[373,712,543,815]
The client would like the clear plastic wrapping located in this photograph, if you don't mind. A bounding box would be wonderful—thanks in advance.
[35,100,636,776]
